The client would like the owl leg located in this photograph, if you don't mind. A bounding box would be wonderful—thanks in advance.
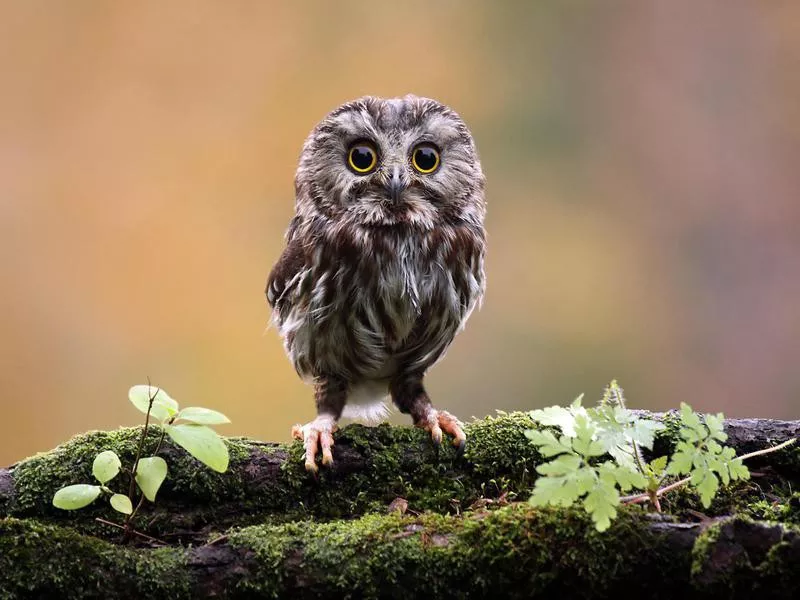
[291,376,347,473]
[390,373,466,452]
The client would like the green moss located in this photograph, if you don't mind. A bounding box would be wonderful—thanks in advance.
[463,410,538,481]
[0,518,190,600]
[228,504,688,599]
[743,492,800,525]
[8,415,541,528]
[292,413,542,519]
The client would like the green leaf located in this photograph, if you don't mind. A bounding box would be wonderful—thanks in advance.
[530,460,598,509]
[666,442,696,475]
[524,429,571,457]
[648,456,669,476]
[128,385,179,422]
[599,462,646,491]
[705,413,727,442]
[529,405,580,437]
[583,480,620,532]
[530,473,582,508]
[536,454,582,476]
[92,450,121,484]
[110,493,133,515]
[135,456,168,502]
[165,424,229,472]
[175,406,230,425]
[53,484,102,510]
[728,459,750,481]
[571,415,605,458]
[695,471,719,508]
[679,402,701,430]
[630,419,664,450]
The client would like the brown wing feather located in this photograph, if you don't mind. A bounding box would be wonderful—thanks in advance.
[266,236,306,309]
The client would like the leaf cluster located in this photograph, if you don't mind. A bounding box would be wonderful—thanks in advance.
[525,386,662,531]
[52,385,231,519]
[664,403,750,507]
[525,381,752,531]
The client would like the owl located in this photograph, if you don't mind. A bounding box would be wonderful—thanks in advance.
[266,95,486,472]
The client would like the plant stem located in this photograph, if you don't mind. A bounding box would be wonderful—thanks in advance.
[622,477,692,505]
[737,437,797,461]
[631,440,646,477]
[126,426,168,525]
[124,384,160,537]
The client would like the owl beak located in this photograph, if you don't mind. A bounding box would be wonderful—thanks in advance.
[386,167,407,204]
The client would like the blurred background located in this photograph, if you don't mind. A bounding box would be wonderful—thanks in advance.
[1,1,799,464]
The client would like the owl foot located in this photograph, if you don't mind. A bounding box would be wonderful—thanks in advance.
[417,410,466,453]
[291,415,338,473]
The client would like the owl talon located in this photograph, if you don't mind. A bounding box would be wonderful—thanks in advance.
[418,410,466,450]
[291,416,338,473]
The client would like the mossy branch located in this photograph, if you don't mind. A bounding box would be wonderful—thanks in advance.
[2,508,800,599]
[1,411,798,541]
[1,411,799,598]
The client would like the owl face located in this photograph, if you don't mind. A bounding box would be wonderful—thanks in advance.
[295,95,484,230]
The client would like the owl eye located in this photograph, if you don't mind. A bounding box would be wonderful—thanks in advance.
[347,142,378,174]
[411,144,440,174]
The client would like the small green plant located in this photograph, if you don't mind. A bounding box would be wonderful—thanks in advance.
[525,380,796,531]
[52,384,230,539]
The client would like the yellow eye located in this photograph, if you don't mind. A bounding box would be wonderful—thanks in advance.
[411,144,440,174]
[347,142,378,174]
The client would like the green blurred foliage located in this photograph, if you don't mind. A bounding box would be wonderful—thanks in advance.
[1,1,799,464]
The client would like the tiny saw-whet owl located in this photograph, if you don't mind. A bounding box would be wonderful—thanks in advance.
[266,95,486,472]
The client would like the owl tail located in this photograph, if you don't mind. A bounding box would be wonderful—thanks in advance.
[342,380,391,424]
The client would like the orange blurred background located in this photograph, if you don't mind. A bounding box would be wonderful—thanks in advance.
[2,1,799,464]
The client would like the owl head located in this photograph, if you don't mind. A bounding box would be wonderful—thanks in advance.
[294,95,485,230]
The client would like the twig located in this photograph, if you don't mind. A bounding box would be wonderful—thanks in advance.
[205,534,229,546]
[95,518,166,546]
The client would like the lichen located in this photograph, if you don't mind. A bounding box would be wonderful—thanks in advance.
[0,518,190,600]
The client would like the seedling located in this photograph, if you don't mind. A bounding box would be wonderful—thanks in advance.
[52,383,230,540]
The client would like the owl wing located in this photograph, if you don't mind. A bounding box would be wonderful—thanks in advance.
[266,236,308,315]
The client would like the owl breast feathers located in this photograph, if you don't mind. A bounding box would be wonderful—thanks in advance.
[266,95,485,469]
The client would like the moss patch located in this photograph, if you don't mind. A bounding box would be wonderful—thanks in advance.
[228,504,688,599]
[0,518,190,600]
[5,414,542,533]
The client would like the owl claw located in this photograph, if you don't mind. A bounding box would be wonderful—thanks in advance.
[291,416,338,473]
[418,410,466,452]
